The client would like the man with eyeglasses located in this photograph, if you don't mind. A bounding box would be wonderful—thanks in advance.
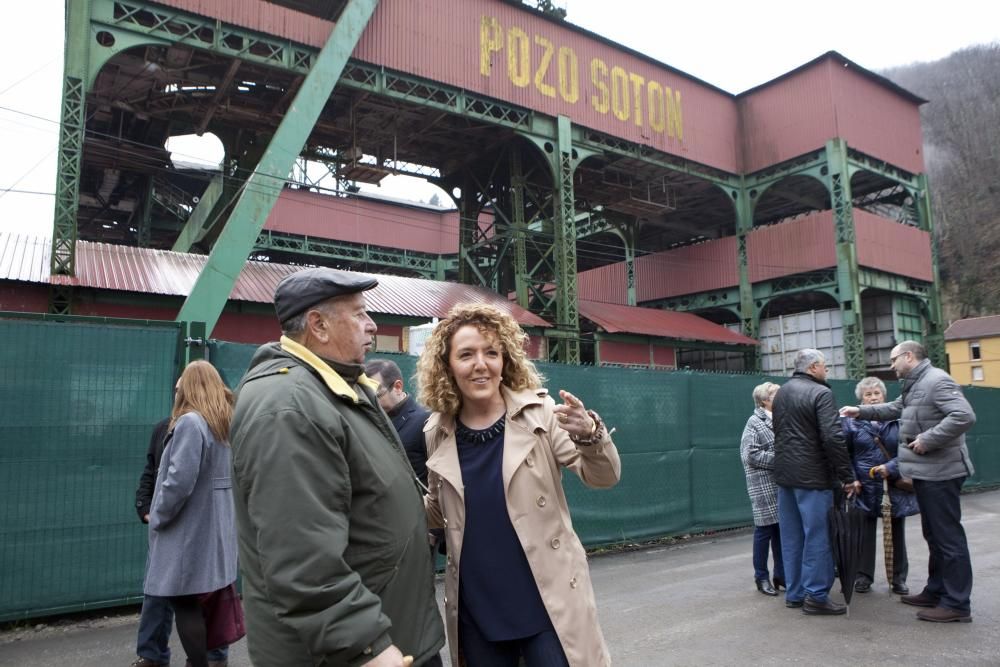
[841,340,976,623]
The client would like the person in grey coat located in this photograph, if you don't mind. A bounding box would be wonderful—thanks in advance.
[145,360,238,667]
[740,381,784,596]
[842,340,976,623]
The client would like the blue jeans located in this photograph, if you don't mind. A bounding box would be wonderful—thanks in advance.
[753,523,784,581]
[137,595,229,663]
[914,477,972,613]
[778,487,835,603]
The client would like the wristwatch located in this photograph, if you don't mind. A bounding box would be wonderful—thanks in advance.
[570,409,605,445]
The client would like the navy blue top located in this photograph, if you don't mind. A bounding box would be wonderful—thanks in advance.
[456,415,552,641]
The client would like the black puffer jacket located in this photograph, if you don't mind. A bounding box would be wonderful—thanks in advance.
[773,372,854,489]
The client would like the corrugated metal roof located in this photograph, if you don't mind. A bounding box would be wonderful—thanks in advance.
[945,315,1000,341]
[578,299,757,346]
[0,233,549,327]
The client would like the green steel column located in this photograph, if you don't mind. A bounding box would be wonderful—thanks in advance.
[137,176,154,247]
[734,181,760,371]
[457,174,479,285]
[553,116,580,363]
[49,0,91,313]
[510,148,529,308]
[172,171,225,253]
[624,230,636,307]
[916,174,946,368]
[826,138,866,379]
[175,0,380,333]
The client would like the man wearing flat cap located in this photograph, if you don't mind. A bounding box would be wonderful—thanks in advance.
[230,267,445,667]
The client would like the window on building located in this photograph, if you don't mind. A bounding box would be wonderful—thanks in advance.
[970,341,981,360]
[972,366,984,382]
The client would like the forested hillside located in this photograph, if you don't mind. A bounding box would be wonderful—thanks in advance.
[882,43,1000,321]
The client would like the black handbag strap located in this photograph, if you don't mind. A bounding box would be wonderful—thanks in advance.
[873,434,892,462]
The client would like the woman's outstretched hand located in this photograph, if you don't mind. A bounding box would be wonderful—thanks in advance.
[553,389,596,439]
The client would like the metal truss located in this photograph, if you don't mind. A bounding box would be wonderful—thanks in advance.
[858,268,930,298]
[254,231,447,278]
[847,149,917,186]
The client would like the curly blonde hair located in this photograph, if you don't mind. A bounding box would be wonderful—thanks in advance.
[416,303,543,415]
[170,360,234,442]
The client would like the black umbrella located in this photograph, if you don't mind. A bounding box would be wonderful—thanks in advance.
[828,496,866,614]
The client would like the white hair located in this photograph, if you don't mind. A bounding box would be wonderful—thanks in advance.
[794,348,825,373]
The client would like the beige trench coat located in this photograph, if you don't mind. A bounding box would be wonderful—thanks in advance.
[424,386,621,667]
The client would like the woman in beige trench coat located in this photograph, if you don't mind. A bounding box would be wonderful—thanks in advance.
[417,303,621,667]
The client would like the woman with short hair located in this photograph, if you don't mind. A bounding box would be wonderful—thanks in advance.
[842,376,919,595]
[740,381,785,596]
[417,303,620,667]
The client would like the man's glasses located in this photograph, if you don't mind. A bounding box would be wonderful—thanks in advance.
[375,386,388,399]
[890,351,909,364]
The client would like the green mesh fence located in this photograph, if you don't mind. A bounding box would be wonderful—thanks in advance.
[0,314,182,621]
[3,320,1000,622]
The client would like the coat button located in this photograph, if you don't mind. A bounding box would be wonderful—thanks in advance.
[526,456,534,467]
[536,496,546,507]
[570,577,578,588]
[443,518,448,527]
[551,537,560,549]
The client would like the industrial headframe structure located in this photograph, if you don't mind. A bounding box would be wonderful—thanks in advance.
[42,0,942,378]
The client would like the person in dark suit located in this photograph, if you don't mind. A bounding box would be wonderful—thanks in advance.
[365,358,432,487]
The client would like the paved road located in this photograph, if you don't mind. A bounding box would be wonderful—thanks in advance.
[2,489,998,666]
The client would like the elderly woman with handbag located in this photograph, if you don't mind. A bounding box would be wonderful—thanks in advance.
[417,303,620,667]
[842,376,919,595]
[740,381,785,596]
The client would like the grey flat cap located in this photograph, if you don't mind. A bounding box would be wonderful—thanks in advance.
[274,268,378,323]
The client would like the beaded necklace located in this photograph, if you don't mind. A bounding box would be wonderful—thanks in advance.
[455,414,506,445]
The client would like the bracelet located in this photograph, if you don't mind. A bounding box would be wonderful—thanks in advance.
[570,410,605,445]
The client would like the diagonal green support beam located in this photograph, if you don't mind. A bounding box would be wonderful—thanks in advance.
[175,0,380,333]
[171,172,225,253]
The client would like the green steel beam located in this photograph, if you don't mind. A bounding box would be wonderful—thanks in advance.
[171,172,225,252]
[552,116,581,363]
[846,149,918,187]
[915,174,946,367]
[175,0,380,334]
[50,0,92,313]
[826,138,866,379]
[858,267,931,298]
[734,179,759,370]
[254,231,447,278]
[510,148,530,308]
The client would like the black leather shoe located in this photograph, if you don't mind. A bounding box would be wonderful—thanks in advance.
[755,578,777,596]
[854,579,872,593]
[785,599,803,608]
[803,596,847,615]
[891,583,910,595]
[772,576,785,591]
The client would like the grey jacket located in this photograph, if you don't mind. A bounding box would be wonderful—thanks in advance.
[145,412,238,596]
[858,359,976,481]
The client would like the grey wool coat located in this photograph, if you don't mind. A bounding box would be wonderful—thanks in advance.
[740,407,780,526]
[858,359,976,481]
[144,412,238,597]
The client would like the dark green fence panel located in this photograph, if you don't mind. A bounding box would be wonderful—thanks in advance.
[0,314,182,621]
[6,326,998,622]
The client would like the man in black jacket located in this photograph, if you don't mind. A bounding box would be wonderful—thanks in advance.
[772,349,860,616]
[365,358,432,488]
[132,418,230,667]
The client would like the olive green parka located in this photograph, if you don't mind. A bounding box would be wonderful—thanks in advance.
[230,337,444,666]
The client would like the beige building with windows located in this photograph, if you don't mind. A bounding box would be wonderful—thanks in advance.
[945,315,1000,387]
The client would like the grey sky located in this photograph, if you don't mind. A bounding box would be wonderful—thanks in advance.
[1,0,997,238]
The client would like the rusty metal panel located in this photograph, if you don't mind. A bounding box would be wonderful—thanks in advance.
[740,58,924,173]
[635,237,739,301]
[651,345,675,367]
[598,340,649,366]
[577,261,628,304]
[580,299,756,345]
[739,63,837,173]
[828,63,925,174]
[854,211,932,282]
[152,0,333,46]
[747,212,836,281]
[265,190,460,254]
[355,0,739,171]
[0,233,548,326]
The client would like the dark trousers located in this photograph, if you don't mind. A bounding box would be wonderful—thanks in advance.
[168,595,209,667]
[459,615,569,667]
[137,595,228,663]
[857,515,908,586]
[752,522,784,581]
[914,477,973,612]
